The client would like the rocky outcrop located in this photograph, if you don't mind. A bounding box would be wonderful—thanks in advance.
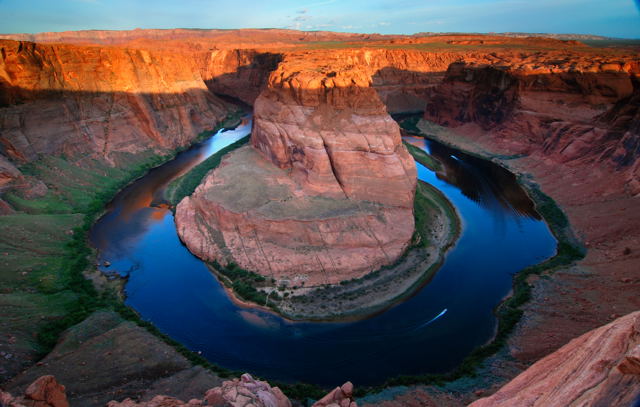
[176,54,417,286]
[2,374,358,407]
[202,374,290,407]
[0,154,20,187]
[0,39,229,165]
[468,311,640,407]
[252,53,417,206]
[424,62,518,129]
[312,382,356,407]
[1,375,69,407]
[107,374,291,407]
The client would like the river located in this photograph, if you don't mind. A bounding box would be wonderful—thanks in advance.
[90,114,556,386]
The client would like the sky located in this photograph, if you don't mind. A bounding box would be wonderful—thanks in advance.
[1,0,639,38]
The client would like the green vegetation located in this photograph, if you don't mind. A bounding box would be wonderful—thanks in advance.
[399,114,442,171]
[0,150,174,359]
[397,114,421,134]
[165,135,250,206]
[413,181,457,248]
[403,141,442,172]
[0,113,246,370]
[209,260,282,308]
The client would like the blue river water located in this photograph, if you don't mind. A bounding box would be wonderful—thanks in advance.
[90,116,556,386]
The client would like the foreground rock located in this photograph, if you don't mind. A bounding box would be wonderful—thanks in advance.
[1,375,69,407]
[311,381,356,407]
[108,374,290,407]
[176,54,417,286]
[469,311,640,406]
[105,375,357,407]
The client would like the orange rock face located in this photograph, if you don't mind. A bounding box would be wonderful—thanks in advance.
[0,375,69,407]
[176,54,417,286]
[0,40,229,164]
[468,311,640,407]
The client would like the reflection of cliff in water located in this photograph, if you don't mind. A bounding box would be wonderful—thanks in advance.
[90,116,252,269]
[420,136,540,220]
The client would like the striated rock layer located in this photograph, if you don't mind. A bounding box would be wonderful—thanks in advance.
[468,311,640,407]
[176,55,417,286]
[0,39,229,166]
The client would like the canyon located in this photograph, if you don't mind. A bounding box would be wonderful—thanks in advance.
[1,29,639,406]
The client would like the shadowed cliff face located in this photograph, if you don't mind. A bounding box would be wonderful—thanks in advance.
[200,49,282,105]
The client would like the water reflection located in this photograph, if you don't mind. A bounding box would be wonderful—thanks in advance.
[90,116,252,276]
[406,136,540,219]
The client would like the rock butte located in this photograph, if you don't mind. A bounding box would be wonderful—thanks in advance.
[175,53,417,285]
[1,29,640,406]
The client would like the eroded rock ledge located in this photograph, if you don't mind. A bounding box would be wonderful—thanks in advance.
[176,55,417,286]
[468,310,640,407]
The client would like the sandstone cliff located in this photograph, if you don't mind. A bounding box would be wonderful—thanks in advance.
[468,311,640,407]
[0,39,229,166]
[176,53,418,286]
[423,56,640,191]
[200,49,282,105]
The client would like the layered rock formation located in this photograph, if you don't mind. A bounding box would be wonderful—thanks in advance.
[176,54,417,286]
[423,57,640,189]
[312,382,357,407]
[468,311,640,406]
[0,39,229,165]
